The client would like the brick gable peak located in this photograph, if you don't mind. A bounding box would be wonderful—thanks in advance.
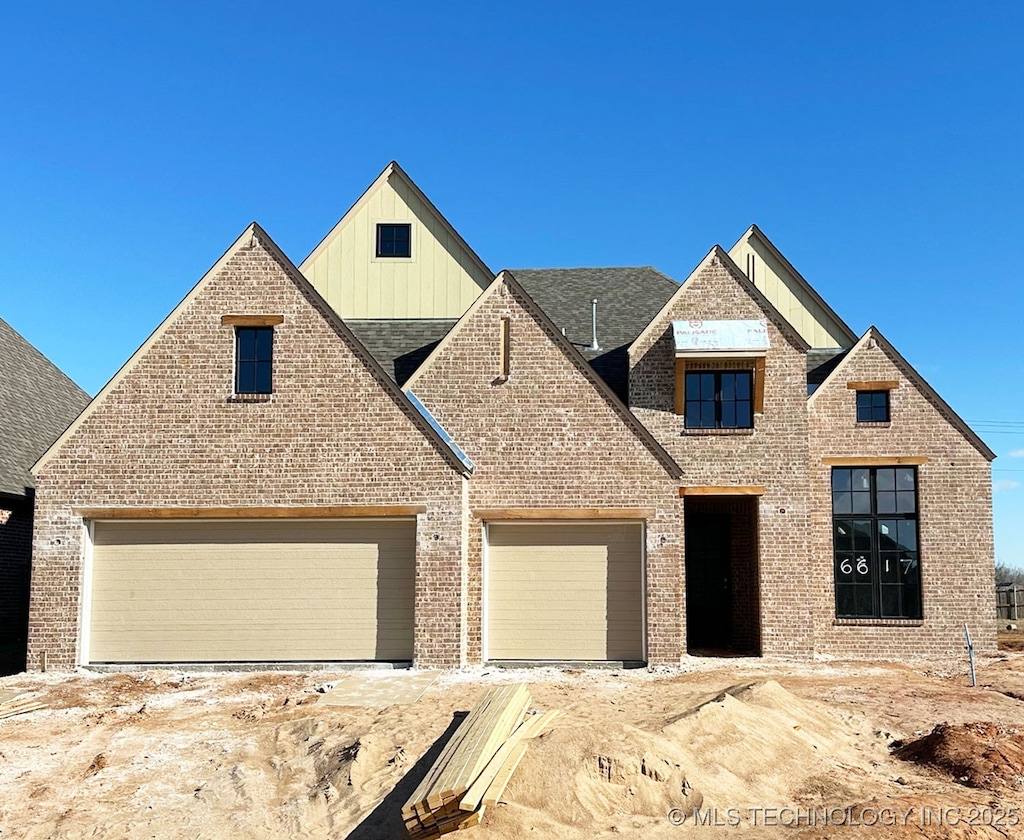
[405,270,683,480]
[809,325,995,461]
[630,245,811,361]
[34,222,473,478]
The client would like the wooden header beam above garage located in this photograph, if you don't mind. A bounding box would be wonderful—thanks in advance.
[74,505,427,519]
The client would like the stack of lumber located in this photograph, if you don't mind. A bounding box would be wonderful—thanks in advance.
[403,683,560,838]
[0,691,46,720]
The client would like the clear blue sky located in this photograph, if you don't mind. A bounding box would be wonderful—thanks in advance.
[2,2,1022,564]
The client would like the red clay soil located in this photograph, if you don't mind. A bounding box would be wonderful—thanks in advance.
[895,722,1024,791]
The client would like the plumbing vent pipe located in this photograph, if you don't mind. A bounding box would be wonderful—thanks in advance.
[590,299,601,351]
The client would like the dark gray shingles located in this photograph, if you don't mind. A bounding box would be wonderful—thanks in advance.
[345,269,680,400]
[807,348,849,395]
[346,319,457,386]
[510,267,681,401]
[0,317,91,497]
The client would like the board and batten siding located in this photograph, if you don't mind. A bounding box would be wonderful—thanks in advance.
[728,236,851,349]
[88,519,416,663]
[300,170,491,319]
[485,522,644,661]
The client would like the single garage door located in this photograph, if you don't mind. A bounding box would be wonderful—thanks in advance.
[88,519,415,663]
[486,522,644,661]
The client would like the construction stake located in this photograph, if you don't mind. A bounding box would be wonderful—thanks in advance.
[964,623,977,687]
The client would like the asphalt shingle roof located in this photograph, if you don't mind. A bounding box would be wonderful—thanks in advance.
[347,268,843,400]
[509,267,681,401]
[806,348,849,395]
[0,317,91,498]
[346,268,682,399]
[346,319,457,386]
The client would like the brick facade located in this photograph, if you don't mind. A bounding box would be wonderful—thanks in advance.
[0,495,33,674]
[808,331,997,657]
[27,228,466,669]
[407,274,684,665]
[629,249,817,656]
[26,225,996,669]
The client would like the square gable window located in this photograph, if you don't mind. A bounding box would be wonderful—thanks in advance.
[235,326,273,394]
[856,390,890,423]
[376,223,411,258]
[684,370,753,429]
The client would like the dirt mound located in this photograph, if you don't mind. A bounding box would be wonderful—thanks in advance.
[478,680,889,837]
[661,680,887,808]
[476,720,702,838]
[895,722,1024,790]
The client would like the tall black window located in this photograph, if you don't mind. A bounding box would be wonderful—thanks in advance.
[684,370,753,429]
[376,223,411,257]
[832,466,921,619]
[856,390,890,422]
[235,327,273,394]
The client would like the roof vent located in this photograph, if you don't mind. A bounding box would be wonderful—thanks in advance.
[590,299,601,351]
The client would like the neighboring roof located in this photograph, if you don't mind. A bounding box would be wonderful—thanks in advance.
[33,223,475,479]
[729,225,858,347]
[809,326,996,461]
[300,160,492,280]
[347,319,457,386]
[0,317,90,497]
[404,270,683,480]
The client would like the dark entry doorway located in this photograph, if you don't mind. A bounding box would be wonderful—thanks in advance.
[684,497,761,655]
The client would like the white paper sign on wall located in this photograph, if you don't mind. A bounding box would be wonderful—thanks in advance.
[672,319,770,352]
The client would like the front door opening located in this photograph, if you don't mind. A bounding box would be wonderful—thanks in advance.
[684,497,761,656]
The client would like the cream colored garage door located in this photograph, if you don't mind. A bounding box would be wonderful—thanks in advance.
[89,519,415,663]
[486,522,644,661]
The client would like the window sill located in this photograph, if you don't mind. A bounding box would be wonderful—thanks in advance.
[682,427,755,436]
[227,393,273,403]
[855,421,891,428]
[833,617,923,627]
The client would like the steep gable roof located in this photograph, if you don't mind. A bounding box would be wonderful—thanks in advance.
[629,245,811,359]
[0,318,90,497]
[33,223,473,478]
[404,270,682,479]
[298,161,493,319]
[809,326,995,461]
[728,225,857,348]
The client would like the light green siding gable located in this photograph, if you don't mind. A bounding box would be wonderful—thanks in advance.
[300,162,493,318]
[728,226,856,349]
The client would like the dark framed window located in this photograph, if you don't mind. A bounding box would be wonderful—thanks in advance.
[235,327,273,394]
[684,370,753,429]
[832,466,921,619]
[856,390,889,422]
[376,223,411,257]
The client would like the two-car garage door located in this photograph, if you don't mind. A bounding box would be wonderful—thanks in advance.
[88,519,415,664]
[486,522,644,662]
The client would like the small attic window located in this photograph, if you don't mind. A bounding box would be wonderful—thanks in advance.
[376,223,411,258]
[856,390,890,423]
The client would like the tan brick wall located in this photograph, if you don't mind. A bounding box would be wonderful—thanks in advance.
[27,233,466,670]
[629,251,814,656]
[0,495,32,674]
[808,335,997,658]
[408,277,684,665]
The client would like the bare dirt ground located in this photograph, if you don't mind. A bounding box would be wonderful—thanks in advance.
[4,648,1024,839]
